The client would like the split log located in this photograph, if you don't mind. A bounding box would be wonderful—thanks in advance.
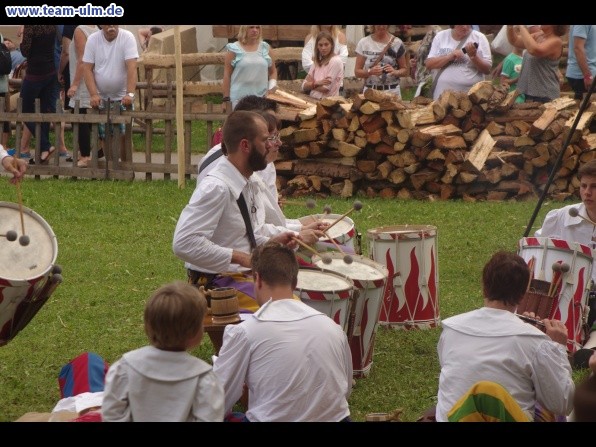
[529,107,558,138]
[463,129,495,173]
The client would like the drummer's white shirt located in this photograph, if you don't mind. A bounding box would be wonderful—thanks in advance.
[436,307,574,422]
[173,158,292,274]
[198,146,302,232]
[535,202,596,284]
[213,299,353,421]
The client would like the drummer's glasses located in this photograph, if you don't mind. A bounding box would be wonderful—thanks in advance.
[267,133,281,143]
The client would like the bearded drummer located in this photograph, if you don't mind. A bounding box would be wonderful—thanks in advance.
[173,111,325,313]
[0,145,27,184]
[535,160,596,367]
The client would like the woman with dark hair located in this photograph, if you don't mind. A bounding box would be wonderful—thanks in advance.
[436,250,574,422]
[507,25,568,103]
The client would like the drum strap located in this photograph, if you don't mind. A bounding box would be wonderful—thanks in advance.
[237,194,257,250]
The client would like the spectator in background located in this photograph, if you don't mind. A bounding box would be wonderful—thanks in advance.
[354,25,409,98]
[500,44,525,103]
[222,25,277,112]
[57,24,74,160]
[301,25,348,75]
[83,24,138,162]
[301,31,344,99]
[425,25,492,100]
[67,25,99,168]
[137,26,164,52]
[19,25,59,163]
[507,25,568,103]
[566,25,595,101]
[2,38,26,72]
[1,33,10,148]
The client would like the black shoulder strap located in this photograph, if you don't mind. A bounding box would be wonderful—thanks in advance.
[198,148,224,174]
[236,193,257,250]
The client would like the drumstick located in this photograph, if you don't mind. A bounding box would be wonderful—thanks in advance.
[569,207,596,226]
[12,157,26,239]
[322,231,346,255]
[547,263,562,297]
[291,236,320,257]
[325,201,363,233]
[549,263,570,297]
[526,256,536,292]
[517,314,546,328]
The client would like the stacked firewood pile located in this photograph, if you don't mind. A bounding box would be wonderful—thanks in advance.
[272,83,596,201]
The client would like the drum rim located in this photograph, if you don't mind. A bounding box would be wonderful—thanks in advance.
[367,225,437,236]
[518,236,594,257]
[0,201,58,281]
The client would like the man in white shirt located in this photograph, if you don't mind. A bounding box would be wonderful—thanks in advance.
[173,111,309,313]
[0,145,27,183]
[213,241,353,422]
[82,25,138,161]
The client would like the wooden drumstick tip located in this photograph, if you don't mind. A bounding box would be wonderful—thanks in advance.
[305,199,316,209]
[323,204,332,214]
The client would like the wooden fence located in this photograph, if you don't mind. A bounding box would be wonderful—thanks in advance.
[2,47,315,181]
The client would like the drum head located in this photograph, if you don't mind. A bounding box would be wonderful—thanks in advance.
[318,214,354,241]
[296,268,353,292]
[313,253,387,283]
[0,202,58,281]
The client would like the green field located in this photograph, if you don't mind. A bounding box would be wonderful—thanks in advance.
[0,180,590,421]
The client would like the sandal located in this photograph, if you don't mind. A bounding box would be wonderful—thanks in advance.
[40,147,56,164]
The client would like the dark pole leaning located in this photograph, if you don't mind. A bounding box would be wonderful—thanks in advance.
[523,76,596,237]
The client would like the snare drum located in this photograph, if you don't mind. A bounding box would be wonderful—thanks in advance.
[517,237,594,353]
[367,225,440,330]
[297,214,361,266]
[312,253,388,378]
[295,268,354,333]
[0,201,61,346]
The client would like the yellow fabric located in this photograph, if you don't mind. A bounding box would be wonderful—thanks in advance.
[447,381,531,422]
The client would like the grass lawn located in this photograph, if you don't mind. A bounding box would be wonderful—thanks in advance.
[0,180,590,422]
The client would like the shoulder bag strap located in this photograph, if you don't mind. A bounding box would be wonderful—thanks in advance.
[236,193,257,250]
[429,36,469,97]
[198,148,224,174]
[371,35,396,68]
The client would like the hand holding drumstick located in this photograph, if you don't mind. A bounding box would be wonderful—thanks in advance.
[1,153,27,184]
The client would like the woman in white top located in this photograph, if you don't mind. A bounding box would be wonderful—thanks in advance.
[222,25,277,111]
[301,25,348,74]
[425,25,492,100]
[302,31,344,99]
[355,25,408,98]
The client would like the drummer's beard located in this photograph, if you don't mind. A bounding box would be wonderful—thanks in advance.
[248,144,268,172]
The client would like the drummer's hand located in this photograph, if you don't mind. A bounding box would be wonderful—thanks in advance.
[543,318,568,346]
[523,311,536,319]
[2,156,27,184]
[302,220,330,233]
[271,231,299,250]
[231,250,252,268]
[299,229,325,245]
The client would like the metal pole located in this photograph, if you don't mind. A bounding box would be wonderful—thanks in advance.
[523,76,596,237]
